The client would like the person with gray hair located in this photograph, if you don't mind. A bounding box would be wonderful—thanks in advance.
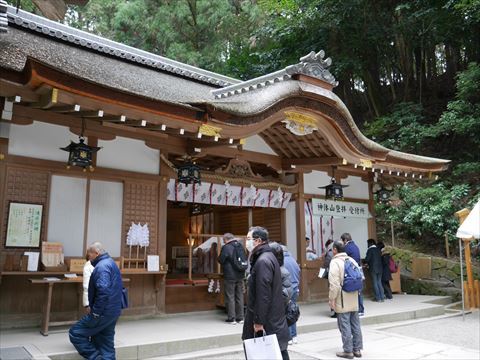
[218,233,247,324]
[69,242,123,359]
[328,240,363,359]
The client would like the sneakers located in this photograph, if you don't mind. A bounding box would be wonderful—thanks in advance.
[292,336,298,344]
[225,319,237,325]
[353,350,362,358]
[236,319,244,324]
[288,340,293,345]
[336,352,354,359]
[358,312,364,317]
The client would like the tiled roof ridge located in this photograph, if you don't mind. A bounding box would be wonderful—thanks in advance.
[211,50,338,99]
[4,5,240,87]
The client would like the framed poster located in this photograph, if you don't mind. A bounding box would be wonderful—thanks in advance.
[5,202,43,248]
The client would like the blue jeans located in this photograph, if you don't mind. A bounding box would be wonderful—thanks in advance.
[358,290,364,314]
[337,312,363,353]
[289,291,299,338]
[371,272,384,301]
[69,313,119,360]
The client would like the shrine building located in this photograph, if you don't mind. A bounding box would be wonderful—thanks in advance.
[0,6,449,330]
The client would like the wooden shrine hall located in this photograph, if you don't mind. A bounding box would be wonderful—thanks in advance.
[0,6,450,330]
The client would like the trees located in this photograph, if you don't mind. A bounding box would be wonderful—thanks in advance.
[64,0,262,72]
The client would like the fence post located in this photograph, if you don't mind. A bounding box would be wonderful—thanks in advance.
[391,220,395,247]
[444,232,450,258]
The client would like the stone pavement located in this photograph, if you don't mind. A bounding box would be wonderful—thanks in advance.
[0,295,460,359]
[152,311,480,360]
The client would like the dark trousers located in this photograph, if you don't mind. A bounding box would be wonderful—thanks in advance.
[288,291,298,338]
[69,313,118,360]
[382,280,393,299]
[224,279,244,321]
[281,349,290,360]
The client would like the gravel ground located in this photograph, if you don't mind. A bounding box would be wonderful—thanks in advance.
[383,311,480,350]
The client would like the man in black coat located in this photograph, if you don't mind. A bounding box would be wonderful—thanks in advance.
[218,233,246,324]
[364,238,385,302]
[242,226,290,360]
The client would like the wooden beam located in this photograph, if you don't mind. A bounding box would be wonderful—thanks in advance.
[279,127,310,158]
[10,104,183,144]
[29,87,58,109]
[312,132,333,156]
[274,128,301,158]
[282,157,342,169]
[261,129,290,158]
[0,80,41,103]
[295,173,308,301]
[199,146,282,170]
[302,135,321,157]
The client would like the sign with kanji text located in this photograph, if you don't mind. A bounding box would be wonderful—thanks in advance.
[312,198,371,219]
[5,202,43,248]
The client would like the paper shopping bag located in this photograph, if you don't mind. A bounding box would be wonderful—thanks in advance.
[243,332,282,360]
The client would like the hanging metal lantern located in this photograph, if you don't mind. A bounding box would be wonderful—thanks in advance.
[177,160,201,185]
[60,136,100,171]
[319,177,349,200]
[376,186,393,203]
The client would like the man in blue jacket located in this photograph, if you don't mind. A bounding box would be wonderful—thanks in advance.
[342,233,364,316]
[70,242,123,360]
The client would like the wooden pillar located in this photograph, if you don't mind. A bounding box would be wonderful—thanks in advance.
[0,137,8,257]
[156,157,170,313]
[367,180,377,240]
[295,173,308,301]
[280,208,287,245]
[455,208,476,309]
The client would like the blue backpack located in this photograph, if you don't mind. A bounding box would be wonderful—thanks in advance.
[342,258,363,292]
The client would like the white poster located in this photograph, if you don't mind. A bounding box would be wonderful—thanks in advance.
[312,198,371,219]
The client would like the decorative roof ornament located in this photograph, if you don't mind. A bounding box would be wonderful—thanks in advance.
[199,123,222,137]
[0,1,8,33]
[211,50,338,99]
[286,51,338,87]
[282,111,318,136]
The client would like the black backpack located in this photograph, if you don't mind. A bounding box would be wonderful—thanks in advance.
[231,241,248,272]
[286,300,300,326]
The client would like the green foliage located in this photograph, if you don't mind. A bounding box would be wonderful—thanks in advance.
[363,102,428,153]
[64,0,262,72]
[378,184,472,243]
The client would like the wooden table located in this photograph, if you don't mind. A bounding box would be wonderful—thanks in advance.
[30,277,130,336]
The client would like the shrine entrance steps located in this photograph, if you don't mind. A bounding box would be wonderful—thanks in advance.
[0,294,452,360]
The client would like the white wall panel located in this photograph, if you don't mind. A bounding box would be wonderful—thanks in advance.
[97,136,159,174]
[243,135,278,155]
[47,176,87,256]
[303,170,331,195]
[285,201,298,261]
[332,217,369,258]
[342,176,369,200]
[86,180,123,257]
[304,171,369,200]
[9,121,80,162]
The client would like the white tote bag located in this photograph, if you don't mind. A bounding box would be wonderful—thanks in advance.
[243,331,282,360]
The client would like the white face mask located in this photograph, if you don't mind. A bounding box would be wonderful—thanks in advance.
[246,239,255,252]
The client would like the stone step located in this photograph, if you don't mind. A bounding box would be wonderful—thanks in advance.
[47,297,451,360]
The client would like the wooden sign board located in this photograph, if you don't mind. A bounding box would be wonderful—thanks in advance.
[69,259,87,273]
